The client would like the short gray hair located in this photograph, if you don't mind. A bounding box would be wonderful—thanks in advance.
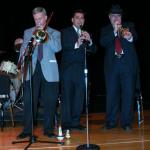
[32,7,47,15]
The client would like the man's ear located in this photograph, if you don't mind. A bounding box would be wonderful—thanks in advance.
[71,18,73,23]
[45,15,48,21]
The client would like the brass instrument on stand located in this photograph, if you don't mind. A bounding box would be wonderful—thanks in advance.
[56,96,65,141]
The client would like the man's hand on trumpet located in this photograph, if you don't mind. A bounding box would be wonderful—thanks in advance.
[114,21,122,34]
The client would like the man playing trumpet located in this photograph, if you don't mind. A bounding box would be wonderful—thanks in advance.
[100,4,140,132]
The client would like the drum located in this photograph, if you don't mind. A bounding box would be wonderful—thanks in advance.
[0,74,12,110]
[0,61,18,78]
[3,84,16,110]
[0,70,22,110]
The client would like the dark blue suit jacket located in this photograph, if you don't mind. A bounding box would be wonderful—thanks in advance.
[100,22,139,76]
[61,26,96,73]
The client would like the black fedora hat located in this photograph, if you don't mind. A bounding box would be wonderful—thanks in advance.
[109,4,123,14]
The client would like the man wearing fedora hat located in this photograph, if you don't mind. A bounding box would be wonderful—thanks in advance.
[100,4,140,131]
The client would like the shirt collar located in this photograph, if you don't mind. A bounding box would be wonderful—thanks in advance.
[73,25,81,34]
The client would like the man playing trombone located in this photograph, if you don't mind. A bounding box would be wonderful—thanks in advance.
[17,7,61,139]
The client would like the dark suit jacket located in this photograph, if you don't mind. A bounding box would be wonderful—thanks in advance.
[100,22,139,76]
[61,26,96,72]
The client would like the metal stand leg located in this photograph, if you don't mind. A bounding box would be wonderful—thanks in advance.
[13,96,24,111]
[9,105,15,127]
[0,104,4,131]
[76,42,100,150]
[12,85,24,111]
[137,95,144,127]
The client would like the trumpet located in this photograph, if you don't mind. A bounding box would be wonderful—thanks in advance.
[118,27,129,37]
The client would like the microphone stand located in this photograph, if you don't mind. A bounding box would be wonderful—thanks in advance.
[76,41,100,150]
[12,40,64,150]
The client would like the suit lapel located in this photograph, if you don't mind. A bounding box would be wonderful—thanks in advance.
[72,26,79,37]
[70,26,79,41]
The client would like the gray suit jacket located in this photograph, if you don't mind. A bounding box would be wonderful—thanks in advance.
[19,26,61,82]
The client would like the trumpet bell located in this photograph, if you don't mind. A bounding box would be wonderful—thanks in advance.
[119,27,129,37]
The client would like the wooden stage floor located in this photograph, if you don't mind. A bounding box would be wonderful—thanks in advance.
[0,110,150,150]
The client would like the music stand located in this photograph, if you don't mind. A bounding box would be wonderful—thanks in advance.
[76,42,100,150]
[12,41,64,149]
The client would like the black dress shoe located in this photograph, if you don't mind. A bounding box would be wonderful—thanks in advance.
[71,125,86,131]
[101,125,117,131]
[17,132,31,139]
[44,132,56,138]
[122,126,132,132]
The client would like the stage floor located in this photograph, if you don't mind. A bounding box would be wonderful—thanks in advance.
[0,110,149,150]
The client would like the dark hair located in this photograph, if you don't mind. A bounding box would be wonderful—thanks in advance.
[72,9,86,18]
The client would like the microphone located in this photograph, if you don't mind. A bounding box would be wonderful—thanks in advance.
[26,34,37,56]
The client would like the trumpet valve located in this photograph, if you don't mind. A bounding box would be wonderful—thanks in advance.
[119,27,129,37]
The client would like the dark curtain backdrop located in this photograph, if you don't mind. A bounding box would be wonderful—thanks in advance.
[0,0,149,112]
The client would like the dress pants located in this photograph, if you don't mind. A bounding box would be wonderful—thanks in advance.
[22,61,58,134]
[61,63,85,128]
[105,59,135,127]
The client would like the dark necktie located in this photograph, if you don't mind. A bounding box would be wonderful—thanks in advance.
[115,36,122,55]
[38,43,43,61]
